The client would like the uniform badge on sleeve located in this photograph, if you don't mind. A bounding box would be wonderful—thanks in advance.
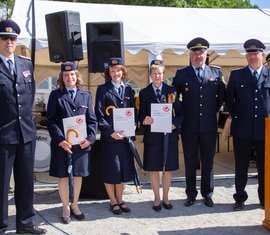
[22,70,31,78]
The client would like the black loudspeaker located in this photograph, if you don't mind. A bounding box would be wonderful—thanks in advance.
[45,11,83,62]
[86,22,124,73]
[80,140,108,199]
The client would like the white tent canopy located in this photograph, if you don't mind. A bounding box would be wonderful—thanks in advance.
[13,0,270,56]
[11,0,270,99]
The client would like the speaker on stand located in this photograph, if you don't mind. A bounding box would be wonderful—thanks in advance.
[45,10,84,62]
[86,22,124,73]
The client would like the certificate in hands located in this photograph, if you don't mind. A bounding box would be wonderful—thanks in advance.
[113,108,135,137]
[151,103,172,133]
[63,114,87,145]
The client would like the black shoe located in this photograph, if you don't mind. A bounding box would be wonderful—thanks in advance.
[61,216,71,224]
[110,204,122,215]
[70,206,85,220]
[162,202,173,210]
[203,197,214,207]
[233,201,244,211]
[16,226,47,234]
[152,204,161,212]
[184,198,196,207]
[119,202,131,213]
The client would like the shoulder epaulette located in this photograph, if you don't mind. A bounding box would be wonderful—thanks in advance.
[176,66,186,71]
[210,65,221,69]
[18,55,31,60]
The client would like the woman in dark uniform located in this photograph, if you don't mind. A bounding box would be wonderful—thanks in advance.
[95,58,136,215]
[139,60,183,211]
[47,62,97,224]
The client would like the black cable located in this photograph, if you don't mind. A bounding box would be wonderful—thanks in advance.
[33,177,71,234]
[34,208,70,235]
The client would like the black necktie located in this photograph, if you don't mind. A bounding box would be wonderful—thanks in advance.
[7,59,15,75]
[196,67,203,82]
[69,90,74,101]
[156,88,161,101]
[253,70,258,80]
[253,70,258,85]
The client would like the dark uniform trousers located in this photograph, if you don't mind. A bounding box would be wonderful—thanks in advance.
[233,138,264,203]
[0,141,36,229]
[173,65,225,199]
[226,66,270,204]
[181,131,216,198]
[0,56,36,232]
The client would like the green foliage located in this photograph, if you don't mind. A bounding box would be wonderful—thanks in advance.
[2,0,256,21]
[185,0,254,8]
[80,0,255,8]
[0,0,15,19]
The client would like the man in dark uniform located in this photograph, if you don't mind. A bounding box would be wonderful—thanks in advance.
[0,20,46,234]
[226,39,270,211]
[173,37,225,207]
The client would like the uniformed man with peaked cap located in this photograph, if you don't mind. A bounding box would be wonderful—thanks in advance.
[0,19,46,234]
[226,38,270,211]
[173,37,225,208]
[187,37,210,51]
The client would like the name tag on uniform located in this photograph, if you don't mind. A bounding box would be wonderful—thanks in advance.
[22,70,31,77]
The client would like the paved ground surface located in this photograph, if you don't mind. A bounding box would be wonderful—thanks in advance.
[5,136,270,235]
[5,176,269,235]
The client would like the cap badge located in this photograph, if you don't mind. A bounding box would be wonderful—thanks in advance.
[65,65,72,70]
[5,27,13,33]
[111,59,118,65]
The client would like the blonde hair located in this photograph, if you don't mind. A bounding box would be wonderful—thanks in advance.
[149,64,165,74]
[104,65,128,83]
[57,70,84,91]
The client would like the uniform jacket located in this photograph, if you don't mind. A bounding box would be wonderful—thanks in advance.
[138,82,184,144]
[0,56,36,144]
[226,66,270,140]
[95,81,135,142]
[46,88,97,151]
[173,65,226,133]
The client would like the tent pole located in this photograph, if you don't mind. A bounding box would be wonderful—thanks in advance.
[31,0,36,70]
[88,72,90,91]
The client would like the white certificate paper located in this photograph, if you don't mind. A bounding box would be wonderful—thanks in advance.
[63,114,87,145]
[151,103,172,133]
[113,108,135,137]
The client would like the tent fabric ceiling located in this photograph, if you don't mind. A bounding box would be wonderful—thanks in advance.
[12,0,270,56]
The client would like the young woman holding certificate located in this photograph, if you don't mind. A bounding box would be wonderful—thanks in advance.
[138,60,184,212]
[46,62,97,224]
[95,57,136,215]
